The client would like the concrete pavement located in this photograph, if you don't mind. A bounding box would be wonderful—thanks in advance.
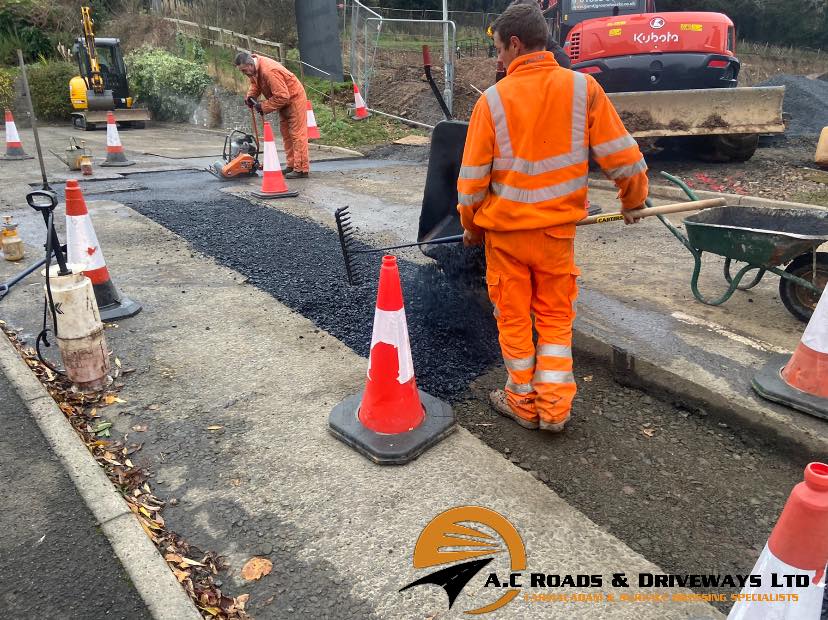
[0,189,722,617]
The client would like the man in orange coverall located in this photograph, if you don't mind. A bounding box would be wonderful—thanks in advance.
[234,51,309,178]
[458,3,648,433]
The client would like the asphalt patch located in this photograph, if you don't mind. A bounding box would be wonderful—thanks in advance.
[113,171,501,401]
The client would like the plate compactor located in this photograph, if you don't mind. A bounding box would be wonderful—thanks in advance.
[207,107,261,180]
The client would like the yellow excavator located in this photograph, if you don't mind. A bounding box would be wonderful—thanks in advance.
[68,6,150,130]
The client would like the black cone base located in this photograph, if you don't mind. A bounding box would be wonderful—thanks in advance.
[251,189,299,199]
[752,354,828,420]
[329,389,456,465]
[93,279,142,322]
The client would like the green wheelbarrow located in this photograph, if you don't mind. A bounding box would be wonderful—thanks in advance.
[654,172,828,322]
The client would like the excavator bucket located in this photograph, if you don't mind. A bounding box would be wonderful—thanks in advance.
[608,86,785,138]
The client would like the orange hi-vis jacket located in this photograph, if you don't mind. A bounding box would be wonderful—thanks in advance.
[457,51,648,235]
[245,54,305,115]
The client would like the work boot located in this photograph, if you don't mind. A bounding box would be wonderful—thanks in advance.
[281,166,293,175]
[539,417,569,433]
[285,170,309,179]
[489,389,538,430]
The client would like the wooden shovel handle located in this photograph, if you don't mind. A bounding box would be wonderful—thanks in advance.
[577,198,727,226]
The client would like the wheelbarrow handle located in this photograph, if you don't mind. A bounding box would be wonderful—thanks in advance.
[577,198,726,226]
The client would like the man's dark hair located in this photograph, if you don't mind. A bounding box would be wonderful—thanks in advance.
[234,51,254,66]
[494,3,548,51]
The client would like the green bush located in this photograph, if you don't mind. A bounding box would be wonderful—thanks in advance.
[0,67,16,111]
[28,60,75,120]
[126,47,212,122]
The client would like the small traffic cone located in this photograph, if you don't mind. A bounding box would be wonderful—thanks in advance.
[727,462,828,619]
[101,112,134,167]
[753,287,828,419]
[251,121,298,199]
[2,109,33,160]
[329,255,455,465]
[65,179,141,321]
[306,100,321,140]
[352,82,369,120]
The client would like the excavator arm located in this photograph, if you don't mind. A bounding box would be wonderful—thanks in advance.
[81,6,104,94]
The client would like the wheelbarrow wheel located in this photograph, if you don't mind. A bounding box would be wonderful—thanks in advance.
[779,252,828,322]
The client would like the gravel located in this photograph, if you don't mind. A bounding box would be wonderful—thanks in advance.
[93,171,501,402]
[759,74,828,136]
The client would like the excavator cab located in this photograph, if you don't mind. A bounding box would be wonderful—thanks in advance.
[73,39,129,104]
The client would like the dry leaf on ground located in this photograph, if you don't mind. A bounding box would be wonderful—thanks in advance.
[240,557,272,581]
[131,424,148,432]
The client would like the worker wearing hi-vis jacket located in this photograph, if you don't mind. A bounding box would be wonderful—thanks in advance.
[458,3,648,433]
[235,51,309,178]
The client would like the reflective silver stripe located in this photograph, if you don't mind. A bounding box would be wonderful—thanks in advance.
[492,147,588,176]
[459,163,492,180]
[605,158,647,180]
[458,190,487,206]
[533,370,575,384]
[571,72,587,151]
[491,175,588,204]
[537,344,572,358]
[504,356,535,371]
[485,85,513,158]
[591,134,637,158]
[506,380,534,395]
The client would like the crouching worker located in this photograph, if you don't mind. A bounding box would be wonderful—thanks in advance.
[458,3,649,432]
[234,51,309,179]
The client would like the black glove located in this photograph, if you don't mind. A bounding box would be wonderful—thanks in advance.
[244,96,256,109]
[254,102,263,114]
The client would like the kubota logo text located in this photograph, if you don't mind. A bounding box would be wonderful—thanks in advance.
[634,32,679,44]
[400,506,526,614]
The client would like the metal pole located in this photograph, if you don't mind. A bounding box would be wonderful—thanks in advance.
[442,0,452,114]
[16,49,51,192]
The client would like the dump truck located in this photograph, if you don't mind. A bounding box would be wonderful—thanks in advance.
[68,6,150,130]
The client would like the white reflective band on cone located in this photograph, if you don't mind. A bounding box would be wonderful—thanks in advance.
[801,288,828,354]
[727,544,826,620]
[369,308,414,384]
[106,122,119,147]
[307,110,317,125]
[263,140,279,172]
[6,121,20,143]
[355,92,366,108]
[66,215,107,272]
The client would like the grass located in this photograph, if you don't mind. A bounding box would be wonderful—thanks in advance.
[301,75,424,150]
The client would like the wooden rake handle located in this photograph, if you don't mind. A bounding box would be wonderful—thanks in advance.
[577,198,726,226]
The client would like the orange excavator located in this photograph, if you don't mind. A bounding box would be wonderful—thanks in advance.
[501,0,786,161]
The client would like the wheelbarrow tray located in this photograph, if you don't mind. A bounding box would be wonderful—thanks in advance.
[684,206,828,268]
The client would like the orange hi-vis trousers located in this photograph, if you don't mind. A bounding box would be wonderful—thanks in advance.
[485,228,578,425]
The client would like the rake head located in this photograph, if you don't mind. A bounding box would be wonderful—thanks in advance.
[334,206,359,285]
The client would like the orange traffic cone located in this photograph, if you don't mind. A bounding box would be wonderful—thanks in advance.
[251,121,298,199]
[101,112,134,167]
[306,100,321,140]
[65,179,141,321]
[329,255,455,464]
[352,82,369,120]
[2,109,33,160]
[753,287,828,419]
[727,462,828,619]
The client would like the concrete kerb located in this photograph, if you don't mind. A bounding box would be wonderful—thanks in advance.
[0,334,202,620]
[591,178,828,211]
[571,328,828,461]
